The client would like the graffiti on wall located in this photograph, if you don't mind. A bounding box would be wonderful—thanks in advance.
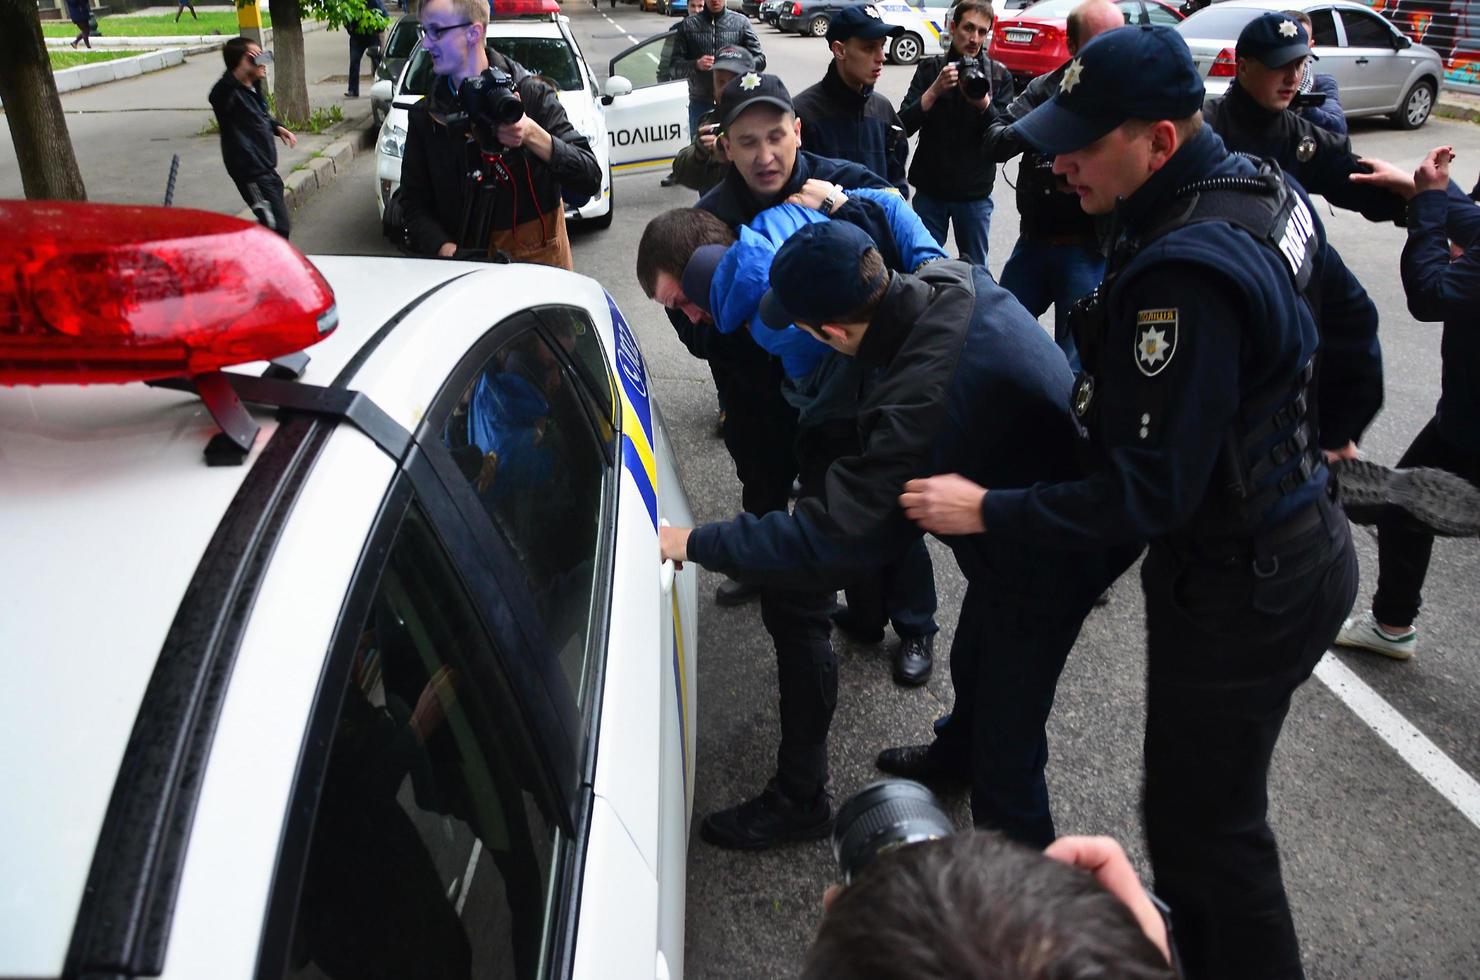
[1369,0,1480,86]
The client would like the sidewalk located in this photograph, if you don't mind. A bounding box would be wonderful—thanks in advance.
[0,18,376,222]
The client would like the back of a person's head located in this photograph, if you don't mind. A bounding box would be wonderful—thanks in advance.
[801,831,1176,980]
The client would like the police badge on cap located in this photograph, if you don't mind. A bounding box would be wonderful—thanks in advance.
[1296,134,1317,163]
[1135,308,1178,377]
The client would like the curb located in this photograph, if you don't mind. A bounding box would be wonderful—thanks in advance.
[53,47,187,94]
[234,117,378,225]
[1435,97,1480,125]
[43,20,327,49]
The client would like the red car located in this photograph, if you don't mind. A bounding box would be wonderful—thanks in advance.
[990,0,1187,84]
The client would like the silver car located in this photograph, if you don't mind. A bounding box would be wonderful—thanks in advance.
[1177,0,1444,128]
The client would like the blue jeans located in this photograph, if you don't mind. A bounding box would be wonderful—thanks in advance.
[998,237,1104,373]
[912,192,993,267]
[687,100,714,140]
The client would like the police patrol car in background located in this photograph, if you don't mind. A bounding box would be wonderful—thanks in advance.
[0,200,699,979]
[374,0,690,231]
[877,0,951,64]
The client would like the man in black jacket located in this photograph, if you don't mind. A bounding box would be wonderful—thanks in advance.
[665,0,766,139]
[794,4,911,198]
[984,0,1121,365]
[210,37,297,238]
[900,0,1015,265]
[400,0,600,267]
[658,220,1136,850]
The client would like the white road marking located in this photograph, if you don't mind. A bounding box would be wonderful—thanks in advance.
[600,11,641,44]
[454,838,484,915]
[1315,652,1480,830]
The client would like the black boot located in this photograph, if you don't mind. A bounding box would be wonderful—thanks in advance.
[875,743,968,783]
[699,779,832,850]
[715,576,760,606]
[892,633,933,686]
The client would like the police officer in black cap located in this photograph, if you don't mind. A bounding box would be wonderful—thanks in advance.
[901,25,1356,980]
[659,220,1136,852]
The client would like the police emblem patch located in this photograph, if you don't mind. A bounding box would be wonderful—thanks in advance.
[1296,135,1316,162]
[1071,373,1095,418]
[1278,18,1298,37]
[863,3,880,16]
[1061,58,1083,94]
[1135,309,1177,377]
[740,72,762,91]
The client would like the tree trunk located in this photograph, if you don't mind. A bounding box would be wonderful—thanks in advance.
[0,0,87,200]
[267,0,310,124]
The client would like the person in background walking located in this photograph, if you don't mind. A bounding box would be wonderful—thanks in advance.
[66,0,92,49]
[347,0,390,99]
[176,0,198,24]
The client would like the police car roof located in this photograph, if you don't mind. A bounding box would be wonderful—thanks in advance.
[0,252,612,977]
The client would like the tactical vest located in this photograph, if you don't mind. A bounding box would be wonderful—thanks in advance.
[1066,158,1324,536]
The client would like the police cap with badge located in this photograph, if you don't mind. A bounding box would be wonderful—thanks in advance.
[1237,13,1320,162]
[718,72,795,131]
[825,4,905,45]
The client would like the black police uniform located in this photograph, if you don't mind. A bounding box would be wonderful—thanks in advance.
[689,234,1136,847]
[990,120,1359,978]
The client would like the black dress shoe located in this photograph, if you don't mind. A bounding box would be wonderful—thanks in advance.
[699,780,832,850]
[660,173,678,187]
[830,605,884,644]
[715,576,760,606]
[893,633,934,686]
[875,744,968,783]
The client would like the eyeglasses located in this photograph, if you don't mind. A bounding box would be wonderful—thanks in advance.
[417,20,473,40]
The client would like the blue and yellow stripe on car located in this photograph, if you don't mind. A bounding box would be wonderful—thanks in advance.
[608,293,658,528]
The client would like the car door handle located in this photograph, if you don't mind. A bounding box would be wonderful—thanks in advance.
[659,518,676,595]
[1355,57,1370,64]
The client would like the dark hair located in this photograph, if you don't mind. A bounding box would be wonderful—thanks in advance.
[1282,8,1312,28]
[802,831,1177,980]
[950,0,995,28]
[223,36,256,71]
[635,208,736,298]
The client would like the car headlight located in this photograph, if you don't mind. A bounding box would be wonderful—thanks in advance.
[379,123,407,159]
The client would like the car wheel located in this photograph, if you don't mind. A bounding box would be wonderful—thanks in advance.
[890,32,922,64]
[1391,79,1435,130]
[808,14,830,36]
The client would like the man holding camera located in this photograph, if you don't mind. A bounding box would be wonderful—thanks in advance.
[399,0,600,267]
[793,4,912,198]
[898,0,1014,265]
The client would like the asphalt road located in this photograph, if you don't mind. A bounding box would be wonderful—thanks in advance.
[290,6,1480,976]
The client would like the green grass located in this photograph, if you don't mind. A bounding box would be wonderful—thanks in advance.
[48,48,150,68]
[43,10,271,37]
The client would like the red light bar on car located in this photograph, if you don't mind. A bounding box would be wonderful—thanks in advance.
[492,0,561,16]
[0,201,337,386]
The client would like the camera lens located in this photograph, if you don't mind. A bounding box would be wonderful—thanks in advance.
[832,779,954,884]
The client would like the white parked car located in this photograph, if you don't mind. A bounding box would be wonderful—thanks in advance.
[877,0,952,64]
[0,199,699,980]
[1177,0,1444,128]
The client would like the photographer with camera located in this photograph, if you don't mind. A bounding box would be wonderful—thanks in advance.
[399,0,600,268]
[898,0,1015,266]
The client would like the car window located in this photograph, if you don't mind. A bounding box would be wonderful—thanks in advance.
[1020,0,1080,17]
[1116,0,1144,24]
[1176,6,1260,38]
[1341,8,1395,47]
[284,502,560,980]
[400,43,552,97]
[491,35,583,91]
[612,31,682,88]
[386,17,420,58]
[441,313,610,706]
[1308,7,1337,46]
[1144,1,1181,26]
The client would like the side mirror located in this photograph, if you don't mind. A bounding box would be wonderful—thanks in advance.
[370,78,394,103]
[1394,32,1412,49]
[603,75,634,104]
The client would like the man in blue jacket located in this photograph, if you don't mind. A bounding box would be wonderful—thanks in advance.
[658,220,1137,852]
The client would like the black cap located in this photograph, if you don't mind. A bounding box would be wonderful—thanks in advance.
[718,72,794,129]
[1009,25,1204,156]
[825,3,905,43]
[712,44,757,75]
[1236,12,1316,68]
[680,244,728,316]
[759,221,886,327]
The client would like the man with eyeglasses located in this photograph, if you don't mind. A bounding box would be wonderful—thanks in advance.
[400,0,600,267]
[210,37,297,238]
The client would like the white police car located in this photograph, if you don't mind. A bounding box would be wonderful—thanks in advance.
[878,0,951,64]
[0,201,699,979]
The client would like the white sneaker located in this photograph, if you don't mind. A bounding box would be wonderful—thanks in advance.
[1335,611,1418,661]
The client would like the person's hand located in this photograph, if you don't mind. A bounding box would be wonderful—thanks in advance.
[1323,440,1360,464]
[275,125,297,148]
[437,241,459,258]
[697,54,716,71]
[921,62,959,112]
[497,110,552,158]
[1350,155,1416,199]
[1415,144,1454,194]
[1044,836,1171,965]
[821,883,844,912]
[659,524,692,565]
[899,474,987,535]
[786,178,845,212]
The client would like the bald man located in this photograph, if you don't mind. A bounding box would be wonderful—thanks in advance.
[986,0,1125,369]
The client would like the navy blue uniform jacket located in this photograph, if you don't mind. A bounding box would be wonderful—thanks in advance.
[687,261,1126,606]
[793,64,909,198]
[980,128,1327,547]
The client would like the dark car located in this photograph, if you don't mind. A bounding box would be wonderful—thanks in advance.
[777,0,853,36]
[371,14,421,127]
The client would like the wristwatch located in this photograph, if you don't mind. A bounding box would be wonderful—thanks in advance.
[820,184,843,214]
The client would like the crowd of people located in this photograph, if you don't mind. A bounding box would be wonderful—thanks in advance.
[211,0,1477,973]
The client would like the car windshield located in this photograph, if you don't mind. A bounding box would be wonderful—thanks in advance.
[386,18,420,58]
[1176,5,1262,38]
[401,37,583,96]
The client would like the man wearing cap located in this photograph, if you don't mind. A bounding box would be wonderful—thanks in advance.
[667,45,757,194]
[666,0,767,143]
[900,24,1357,979]
[792,4,911,198]
[658,219,1136,851]
[901,0,1016,266]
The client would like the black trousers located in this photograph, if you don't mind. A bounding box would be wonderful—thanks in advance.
[1372,416,1480,628]
[1142,497,1357,980]
[235,172,291,239]
[348,33,382,97]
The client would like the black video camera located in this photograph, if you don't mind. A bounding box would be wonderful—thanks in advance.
[448,67,525,153]
[832,780,954,884]
[953,60,990,101]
